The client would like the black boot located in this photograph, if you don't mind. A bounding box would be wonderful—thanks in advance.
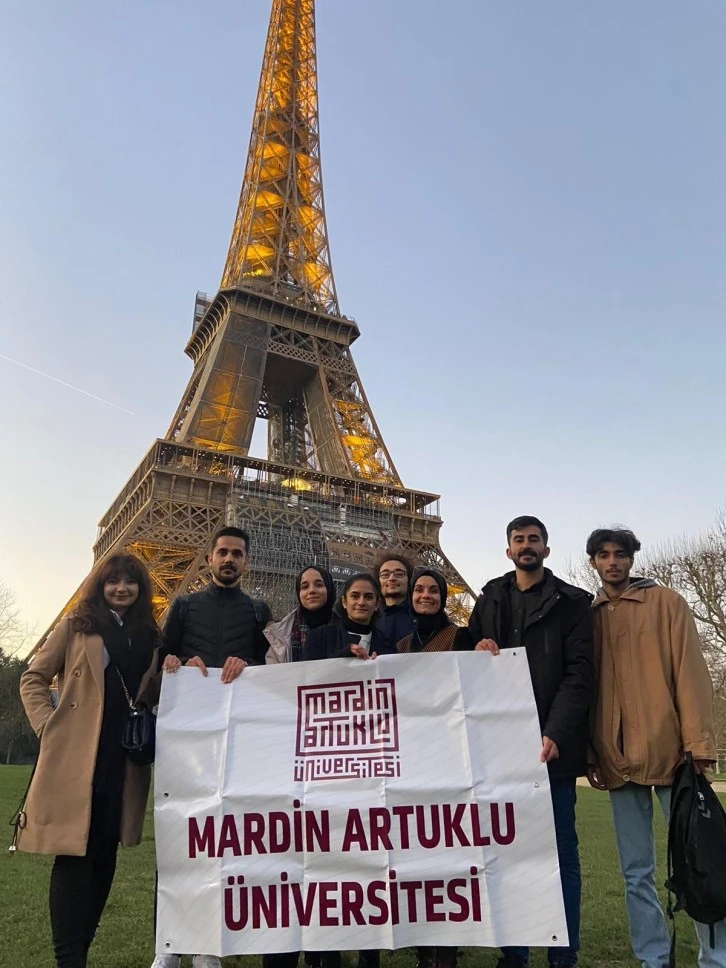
[496,955,529,968]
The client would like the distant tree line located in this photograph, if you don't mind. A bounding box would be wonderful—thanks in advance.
[0,581,38,764]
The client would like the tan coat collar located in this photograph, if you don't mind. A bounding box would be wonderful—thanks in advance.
[593,578,656,608]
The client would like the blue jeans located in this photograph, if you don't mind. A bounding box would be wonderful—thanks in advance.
[502,776,581,967]
[610,782,726,968]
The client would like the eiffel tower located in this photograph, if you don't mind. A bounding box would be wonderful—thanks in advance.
[52,0,475,628]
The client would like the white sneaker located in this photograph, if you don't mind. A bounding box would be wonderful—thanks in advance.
[193,958,222,968]
[150,957,180,968]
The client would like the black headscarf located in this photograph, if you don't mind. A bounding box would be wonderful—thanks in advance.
[290,565,336,661]
[408,567,451,651]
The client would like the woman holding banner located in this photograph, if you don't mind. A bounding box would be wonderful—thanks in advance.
[396,567,467,655]
[15,553,160,968]
[264,565,337,664]
[302,572,395,662]
[397,567,462,968]
[263,564,336,968]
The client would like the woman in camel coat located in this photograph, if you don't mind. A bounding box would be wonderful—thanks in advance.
[18,552,160,968]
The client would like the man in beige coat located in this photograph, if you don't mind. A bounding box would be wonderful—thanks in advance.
[586,527,724,968]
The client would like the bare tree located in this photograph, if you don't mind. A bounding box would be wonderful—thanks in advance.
[0,579,33,658]
[0,580,37,763]
[563,556,601,595]
[642,514,726,688]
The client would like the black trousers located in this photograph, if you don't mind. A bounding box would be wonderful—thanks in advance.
[49,827,119,968]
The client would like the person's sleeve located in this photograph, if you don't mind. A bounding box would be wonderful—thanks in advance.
[302,628,323,662]
[265,640,281,664]
[161,598,184,661]
[542,598,595,750]
[454,625,474,651]
[248,602,273,665]
[466,594,486,646]
[374,630,396,656]
[671,594,716,761]
[20,619,73,737]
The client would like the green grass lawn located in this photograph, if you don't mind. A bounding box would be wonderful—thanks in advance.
[0,766,701,968]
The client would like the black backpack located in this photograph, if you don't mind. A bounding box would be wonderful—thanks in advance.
[666,753,726,959]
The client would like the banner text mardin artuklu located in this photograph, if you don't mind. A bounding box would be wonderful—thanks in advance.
[188,800,517,858]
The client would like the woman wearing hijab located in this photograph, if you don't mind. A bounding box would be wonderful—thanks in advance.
[265,565,337,664]
[397,567,468,654]
[263,566,337,968]
[397,567,464,968]
[17,553,160,968]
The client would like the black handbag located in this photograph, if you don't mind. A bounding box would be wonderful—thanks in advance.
[115,667,156,766]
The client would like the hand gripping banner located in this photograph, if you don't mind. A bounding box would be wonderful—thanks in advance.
[154,652,568,956]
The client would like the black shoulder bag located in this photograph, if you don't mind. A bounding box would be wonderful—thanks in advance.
[115,667,156,766]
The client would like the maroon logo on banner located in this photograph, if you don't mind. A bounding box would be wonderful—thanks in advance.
[294,679,400,781]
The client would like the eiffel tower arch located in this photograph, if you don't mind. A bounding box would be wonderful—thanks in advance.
[45,0,475,634]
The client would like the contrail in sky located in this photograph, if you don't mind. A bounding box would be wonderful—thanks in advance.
[0,353,135,416]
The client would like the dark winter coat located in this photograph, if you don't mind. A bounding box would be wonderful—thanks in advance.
[459,569,595,778]
[163,582,271,669]
[302,623,396,662]
[378,601,415,646]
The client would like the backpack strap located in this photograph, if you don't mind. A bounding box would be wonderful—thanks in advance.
[666,817,678,968]
[666,752,697,968]
[251,599,270,630]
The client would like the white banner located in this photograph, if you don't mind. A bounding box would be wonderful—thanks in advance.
[155,652,567,956]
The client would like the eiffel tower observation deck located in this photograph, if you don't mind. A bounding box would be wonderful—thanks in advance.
[51,0,476,627]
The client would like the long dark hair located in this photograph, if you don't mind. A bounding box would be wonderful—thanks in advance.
[71,553,159,638]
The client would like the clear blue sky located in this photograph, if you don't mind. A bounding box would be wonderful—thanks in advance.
[2,0,725,632]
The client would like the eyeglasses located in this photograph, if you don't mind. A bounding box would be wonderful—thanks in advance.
[379,569,407,579]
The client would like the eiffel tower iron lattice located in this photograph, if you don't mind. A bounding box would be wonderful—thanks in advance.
[42,0,475,637]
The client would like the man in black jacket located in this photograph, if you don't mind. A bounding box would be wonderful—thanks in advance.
[152,525,270,968]
[374,549,416,646]
[461,515,594,968]
[161,526,270,683]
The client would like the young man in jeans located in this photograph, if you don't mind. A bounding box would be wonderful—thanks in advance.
[587,526,725,968]
[460,515,594,968]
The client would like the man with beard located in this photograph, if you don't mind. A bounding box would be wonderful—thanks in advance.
[460,515,594,968]
[587,527,723,968]
[161,526,271,683]
[152,526,271,968]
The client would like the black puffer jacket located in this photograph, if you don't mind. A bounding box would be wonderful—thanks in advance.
[457,569,594,778]
[163,583,271,668]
